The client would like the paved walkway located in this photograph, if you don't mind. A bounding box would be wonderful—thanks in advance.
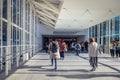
[5,52,120,80]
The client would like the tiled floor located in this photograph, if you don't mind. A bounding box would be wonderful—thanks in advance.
[5,52,120,80]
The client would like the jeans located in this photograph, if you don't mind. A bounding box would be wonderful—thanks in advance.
[51,58,57,69]
[76,50,80,55]
[110,49,114,57]
[89,57,98,68]
[60,51,65,58]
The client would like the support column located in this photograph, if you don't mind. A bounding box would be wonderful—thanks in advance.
[6,0,11,75]
[106,20,110,54]
[0,0,3,71]
[29,2,32,58]
[119,16,120,41]
[34,12,38,54]
[97,24,100,44]
[22,0,26,61]
[0,0,2,18]
[108,20,111,54]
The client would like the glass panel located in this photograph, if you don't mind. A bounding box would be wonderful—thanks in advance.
[13,0,16,24]
[95,25,97,37]
[20,0,23,27]
[16,0,19,26]
[92,26,94,37]
[100,23,102,37]
[2,21,7,46]
[110,19,112,35]
[114,35,119,41]
[16,28,19,45]
[12,26,16,64]
[103,37,106,45]
[103,22,106,36]
[13,26,16,45]
[115,16,119,34]
[3,0,7,19]
[89,28,91,38]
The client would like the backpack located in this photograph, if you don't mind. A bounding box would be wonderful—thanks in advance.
[50,42,57,53]
[76,44,80,49]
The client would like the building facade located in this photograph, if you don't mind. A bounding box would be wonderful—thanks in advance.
[89,16,120,54]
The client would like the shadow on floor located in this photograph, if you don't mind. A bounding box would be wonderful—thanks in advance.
[46,73,120,79]
[79,56,120,73]
[28,68,89,72]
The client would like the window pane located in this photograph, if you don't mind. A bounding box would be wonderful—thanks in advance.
[13,0,16,24]
[103,22,106,36]
[13,26,16,45]
[115,16,119,34]
[2,21,7,46]
[3,0,7,19]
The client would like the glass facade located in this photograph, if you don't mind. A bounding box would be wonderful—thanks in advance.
[89,16,120,53]
[0,0,39,75]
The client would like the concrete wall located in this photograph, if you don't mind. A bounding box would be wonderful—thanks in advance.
[37,23,53,50]
[77,35,86,41]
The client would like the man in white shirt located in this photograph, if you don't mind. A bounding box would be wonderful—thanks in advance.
[88,38,99,71]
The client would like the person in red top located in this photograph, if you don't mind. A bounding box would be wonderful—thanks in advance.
[59,39,67,60]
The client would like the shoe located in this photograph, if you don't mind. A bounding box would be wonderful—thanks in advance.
[54,67,57,70]
[90,68,94,71]
[90,68,96,71]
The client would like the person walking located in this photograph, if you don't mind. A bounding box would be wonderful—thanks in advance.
[110,41,115,57]
[71,41,76,53]
[75,41,81,56]
[59,39,67,60]
[88,38,100,71]
[48,38,60,70]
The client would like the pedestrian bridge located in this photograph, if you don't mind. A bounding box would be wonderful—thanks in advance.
[2,52,120,80]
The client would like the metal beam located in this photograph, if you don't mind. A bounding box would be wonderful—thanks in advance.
[38,15,55,26]
[32,1,59,14]
[36,10,57,21]
[40,20,54,28]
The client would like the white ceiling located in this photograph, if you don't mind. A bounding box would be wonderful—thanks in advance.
[55,0,120,33]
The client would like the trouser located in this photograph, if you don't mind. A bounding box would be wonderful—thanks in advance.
[89,57,98,68]
[60,51,65,58]
[116,50,120,57]
[110,49,114,57]
[76,50,80,55]
[51,58,57,69]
